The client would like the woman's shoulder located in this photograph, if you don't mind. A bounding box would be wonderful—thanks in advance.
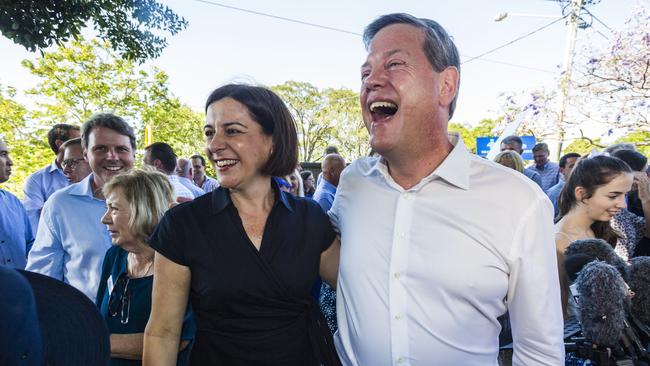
[104,245,127,263]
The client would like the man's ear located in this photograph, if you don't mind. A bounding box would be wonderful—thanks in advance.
[438,66,459,109]
[154,159,164,171]
[55,139,64,149]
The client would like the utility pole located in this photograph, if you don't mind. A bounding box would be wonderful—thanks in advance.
[552,0,584,161]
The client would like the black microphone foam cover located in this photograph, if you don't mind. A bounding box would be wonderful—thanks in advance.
[565,253,595,283]
[565,238,629,280]
[629,256,650,324]
[577,261,630,347]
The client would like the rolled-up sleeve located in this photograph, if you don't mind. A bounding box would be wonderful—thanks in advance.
[507,196,565,365]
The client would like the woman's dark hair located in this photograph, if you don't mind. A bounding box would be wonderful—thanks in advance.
[611,149,647,172]
[558,155,632,246]
[204,84,298,177]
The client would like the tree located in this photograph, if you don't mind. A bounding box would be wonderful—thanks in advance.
[449,118,498,154]
[272,81,367,162]
[0,38,207,196]
[494,6,649,150]
[0,0,187,62]
[0,84,51,197]
[22,37,205,154]
[573,6,650,132]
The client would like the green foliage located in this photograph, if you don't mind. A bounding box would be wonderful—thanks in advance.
[0,38,207,196]
[448,118,498,154]
[615,132,650,156]
[0,85,51,197]
[272,81,368,162]
[561,138,603,156]
[0,0,187,62]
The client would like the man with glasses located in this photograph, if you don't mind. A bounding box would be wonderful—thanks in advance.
[23,124,80,234]
[60,138,92,184]
[27,114,135,299]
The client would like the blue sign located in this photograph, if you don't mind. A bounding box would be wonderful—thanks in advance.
[476,137,498,158]
[476,135,536,160]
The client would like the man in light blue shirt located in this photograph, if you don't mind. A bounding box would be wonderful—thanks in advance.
[500,135,544,190]
[0,139,34,269]
[529,142,561,192]
[23,124,80,234]
[176,158,206,197]
[313,154,345,212]
[26,114,135,299]
[546,152,581,217]
[144,142,195,202]
[191,154,219,192]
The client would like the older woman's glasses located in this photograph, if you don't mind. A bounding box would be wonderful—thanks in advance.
[62,158,85,169]
[108,276,131,324]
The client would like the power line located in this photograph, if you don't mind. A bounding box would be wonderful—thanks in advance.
[582,7,613,31]
[193,0,559,74]
[193,0,361,36]
[462,57,556,74]
[462,15,568,64]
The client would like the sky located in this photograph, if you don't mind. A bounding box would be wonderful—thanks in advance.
[0,0,646,127]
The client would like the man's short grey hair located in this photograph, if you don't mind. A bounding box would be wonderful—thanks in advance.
[177,158,192,176]
[363,13,461,119]
[604,142,636,155]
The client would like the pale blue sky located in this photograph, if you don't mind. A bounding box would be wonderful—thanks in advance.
[0,0,645,126]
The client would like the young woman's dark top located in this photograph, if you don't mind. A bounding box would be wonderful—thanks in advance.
[148,181,336,366]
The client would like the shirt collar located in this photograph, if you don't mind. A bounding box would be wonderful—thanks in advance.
[362,133,471,191]
[69,173,99,199]
[48,160,61,173]
[319,179,337,193]
[210,178,294,214]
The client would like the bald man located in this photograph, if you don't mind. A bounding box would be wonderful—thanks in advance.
[313,154,346,213]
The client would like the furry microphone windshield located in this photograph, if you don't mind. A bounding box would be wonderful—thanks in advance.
[577,261,630,348]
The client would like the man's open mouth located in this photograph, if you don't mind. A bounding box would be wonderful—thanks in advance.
[369,101,398,122]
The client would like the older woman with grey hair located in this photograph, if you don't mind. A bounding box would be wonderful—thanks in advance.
[96,169,195,365]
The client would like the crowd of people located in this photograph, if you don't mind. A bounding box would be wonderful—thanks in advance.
[1,12,649,366]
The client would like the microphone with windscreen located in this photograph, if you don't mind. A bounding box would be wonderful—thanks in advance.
[576,261,629,348]
[629,257,650,347]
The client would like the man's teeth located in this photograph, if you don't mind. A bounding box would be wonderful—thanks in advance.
[105,166,122,171]
[370,101,397,112]
[217,159,238,167]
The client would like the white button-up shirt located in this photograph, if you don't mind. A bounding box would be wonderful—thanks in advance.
[330,136,564,366]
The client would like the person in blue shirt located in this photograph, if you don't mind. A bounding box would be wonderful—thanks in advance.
[0,138,34,269]
[312,154,345,213]
[97,169,194,365]
[190,154,220,192]
[529,143,561,192]
[23,124,80,234]
[175,158,206,198]
[546,152,581,218]
[26,114,136,299]
[312,153,345,334]
[500,135,544,190]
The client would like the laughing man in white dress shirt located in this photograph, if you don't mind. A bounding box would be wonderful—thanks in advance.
[329,13,564,366]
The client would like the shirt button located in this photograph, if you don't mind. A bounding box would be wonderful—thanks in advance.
[398,232,405,238]
[403,192,410,199]
[394,314,402,320]
[396,357,405,364]
[394,272,401,279]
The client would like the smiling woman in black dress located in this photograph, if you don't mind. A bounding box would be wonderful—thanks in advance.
[143,84,341,366]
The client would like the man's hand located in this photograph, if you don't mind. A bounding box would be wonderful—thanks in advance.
[634,172,650,205]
